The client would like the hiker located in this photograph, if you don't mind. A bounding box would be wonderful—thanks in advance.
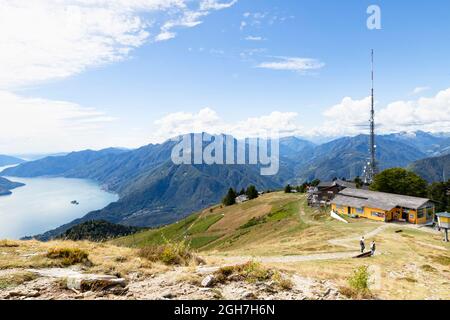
[360,236,365,253]
[370,241,376,256]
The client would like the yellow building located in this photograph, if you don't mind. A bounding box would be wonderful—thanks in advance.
[331,188,435,225]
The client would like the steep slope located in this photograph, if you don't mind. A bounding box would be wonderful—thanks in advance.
[295,135,426,182]
[410,153,450,182]
[0,155,25,167]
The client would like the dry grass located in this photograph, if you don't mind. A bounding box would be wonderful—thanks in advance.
[214,261,293,291]
[46,247,91,266]
[138,242,204,266]
[0,240,166,277]
[0,240,19,248]
[0,271,37,289]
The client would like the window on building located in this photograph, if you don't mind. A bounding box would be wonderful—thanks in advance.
[417,208,425,219]
[356,207,364,214]
[371,211,385,218]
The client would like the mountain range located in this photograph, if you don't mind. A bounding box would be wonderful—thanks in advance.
[0,154,25,167]
[1,131,449,239]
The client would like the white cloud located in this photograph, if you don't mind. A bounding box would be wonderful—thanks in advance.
[411,86,430,95]
[199,0,237,11]
[310,97,372,137]
[0,91,118,154]
[152,108,303,141]
[0,0,237,88]
[257,57,325,73]
[312,88,450,137]
[378,88,450,132]
[245,36,265,41]
[155,0,238,42]
[0,1,237,153]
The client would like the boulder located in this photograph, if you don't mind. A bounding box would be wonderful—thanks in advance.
[8,289,40,298]
[66,274,127,292]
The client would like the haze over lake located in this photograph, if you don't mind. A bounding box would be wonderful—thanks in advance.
[0,174,118,239]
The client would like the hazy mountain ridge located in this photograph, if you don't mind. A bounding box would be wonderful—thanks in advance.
[410,153,450,182]
[0,154,25,167]
[294,134,426,182]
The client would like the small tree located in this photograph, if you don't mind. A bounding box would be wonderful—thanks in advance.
[428,180,450,212]
[284,184,292,193]
[298,183,308,193]
[238,188,246,196]
[370,168,428,197]
[222,188,237,206]
[246,185,259,200]
[354,176,363,189]
[311,179,321,187]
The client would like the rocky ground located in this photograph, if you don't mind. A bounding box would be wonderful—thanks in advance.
[0,266,343,300]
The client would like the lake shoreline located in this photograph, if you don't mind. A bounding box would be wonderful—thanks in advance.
[0,176,118,240]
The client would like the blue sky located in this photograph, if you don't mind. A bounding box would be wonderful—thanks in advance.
[1,0,450,153]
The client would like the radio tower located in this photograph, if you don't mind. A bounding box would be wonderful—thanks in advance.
[363,50,378,184]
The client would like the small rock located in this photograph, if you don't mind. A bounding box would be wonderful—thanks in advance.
[162,291,176,299]
[323,288,332,297]
[8,289,40,298]
[201,275,215,287]
[242,291,257,300]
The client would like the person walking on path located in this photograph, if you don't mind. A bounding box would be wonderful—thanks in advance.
[360,236,365,253]
[370,240,376,256]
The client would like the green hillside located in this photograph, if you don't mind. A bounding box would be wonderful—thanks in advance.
[112,192,378,255]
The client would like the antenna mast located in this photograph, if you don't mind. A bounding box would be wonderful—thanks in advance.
[364,50,378,184]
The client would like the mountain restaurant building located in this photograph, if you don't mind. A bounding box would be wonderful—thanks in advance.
[331,188,435,225]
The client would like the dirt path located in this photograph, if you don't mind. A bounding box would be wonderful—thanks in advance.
[328,224,390,249]
[204,222,392,268]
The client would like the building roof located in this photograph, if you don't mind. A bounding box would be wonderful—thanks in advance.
[318,179,356,189]
[436,212,450,218]
[332,188,431,211]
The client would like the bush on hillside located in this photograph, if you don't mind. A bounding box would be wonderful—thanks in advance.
[138,242,204,266]
[46,248,91,266]
[341,266,373,299]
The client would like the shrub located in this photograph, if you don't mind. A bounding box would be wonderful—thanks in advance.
[46,248,90,266]
[0,240,19,247]
[420,264,437,272]
[214,262,293,290]
[341,266,373,299]
[240,216,266,229]
[348,266,370,291]
[138,242,203,266]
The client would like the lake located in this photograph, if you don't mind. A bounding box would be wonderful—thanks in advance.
[0,174,118,239]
